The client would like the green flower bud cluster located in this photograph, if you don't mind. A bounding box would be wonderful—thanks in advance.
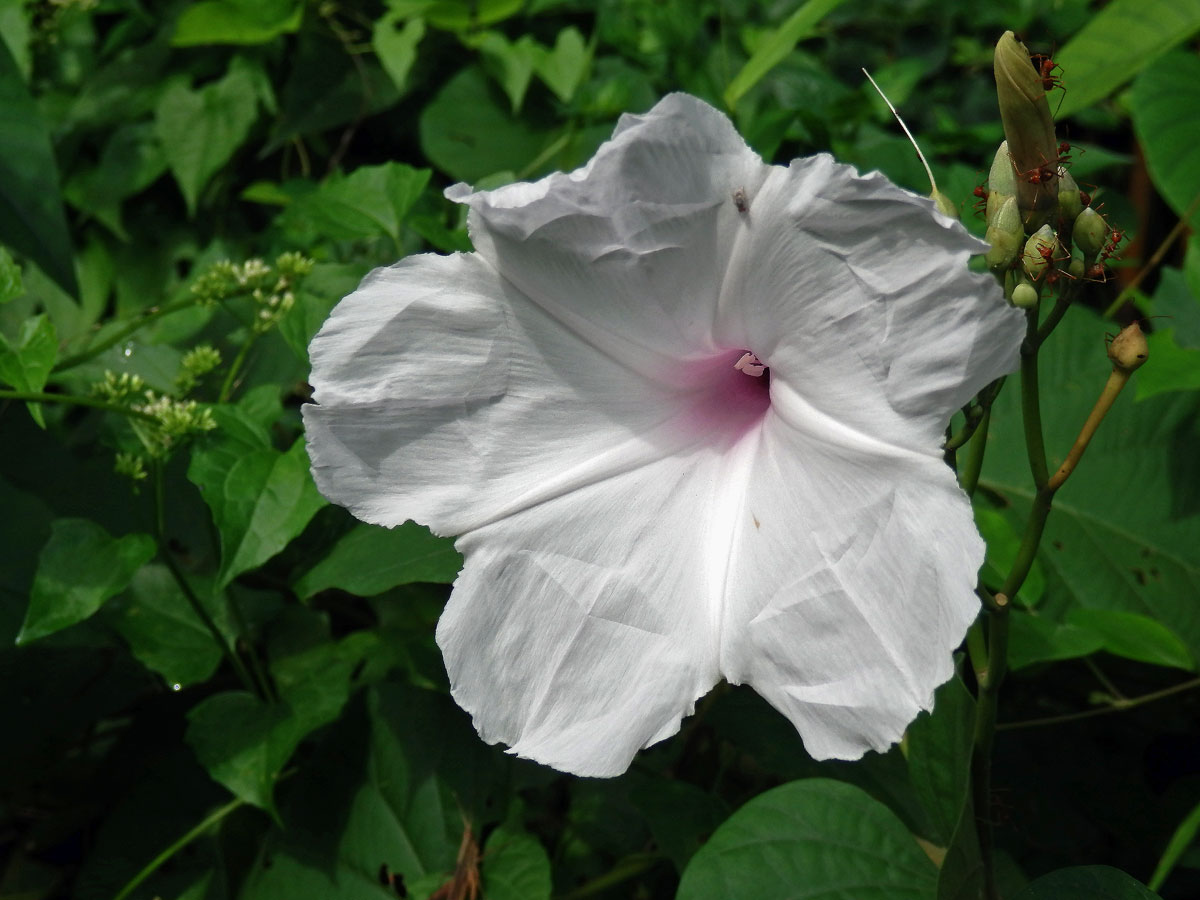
[130,391,218,458]
[92,370,146,402]
[979,32,1125,307]
[190,252,312,334]
[176,344,222,394]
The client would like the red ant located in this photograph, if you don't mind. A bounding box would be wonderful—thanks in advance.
[971,183,989,218]
[1031,52,1067,115]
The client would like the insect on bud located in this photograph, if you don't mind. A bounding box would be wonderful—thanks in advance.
[1108,321,1149,373]
[994,31,1059,233]
[1021,224,1058,281]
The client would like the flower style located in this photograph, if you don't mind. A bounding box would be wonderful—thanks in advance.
[303,94,1025,777]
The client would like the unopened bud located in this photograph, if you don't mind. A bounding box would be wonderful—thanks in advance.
[985,196,1023,272]
[986,141,1016,224]
[1108,321,1149,373]
[1057,167,1082,222]
[1022,225,1057,281]
[1074,207,1107,259]
[931,188,958,220]
[994,32,1058,233]
[1011,282,1039,308]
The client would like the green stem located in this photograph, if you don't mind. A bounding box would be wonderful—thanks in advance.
[958,408,991,498]
[152,462,257,695]
[972,595,1010,900]
[111,798,244,900]
[227,591,278,702]
[998,677,1200,731]
[53,297,197,374]
[0,389,159,422]
[1019,310,1049,490]
[1034,288,1072,348]
[218,333,259,403]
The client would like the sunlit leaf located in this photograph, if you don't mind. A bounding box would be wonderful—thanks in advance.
[295,521,461,599]
[1055,0,1200,118]
[172,0,303,46]
[0,314,58,426]
[18,519,156,644]
[1130,52,1200,220]
[373,13,425,94]
[677,779,937,899]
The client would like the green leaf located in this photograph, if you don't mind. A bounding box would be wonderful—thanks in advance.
[676,779,937,899]
[1150,264,1200,350]
[1008,612,1105,670]
[103,564,226,688]
[0,314,57,425]
[906,675,975,847]
[295,522,461,599]
[1067,608,1194,670]
[1149,799,1200,892]
[17,519,156,644]
[188,430,326,589]
[629,778,729,873]
[1055,0,1200,119]
[723,0,850,110]
[0,37,76,297]
[239,685,462,897]
[1136,331,1200,400]
[1013,865,1162,899]
[155,58,262,215]
[533,26,591,104]
[1131,52,1200,220]
[980,310,1200,664]
[172,0,303,46]
[471,30,541,112]
[482,825,552,900]
[283,162,431,244]
[405,0,524,30]
[373,13,425,94]
[186,691,297,814]
[0,244,21,303]
[420,66,558,182]
[63,123,167,240]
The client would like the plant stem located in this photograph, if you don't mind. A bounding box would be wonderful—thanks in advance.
[111,797,244,900]
[52,297,197,374]
[1045,368,1130,491]
[218,333,259,403]
[152,461,258,695]
[1101,187,1200,319]
[998,677,1200,731]
[0,389,159,422]
[972,591,1010,900]
[959,408,991,498]
[1020,309,1049,490]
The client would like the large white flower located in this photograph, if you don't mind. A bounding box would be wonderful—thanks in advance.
[303,94,1025,777]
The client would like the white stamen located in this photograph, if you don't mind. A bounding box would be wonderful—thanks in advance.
[734,352,766,377]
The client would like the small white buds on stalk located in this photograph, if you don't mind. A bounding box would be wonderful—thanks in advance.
[1107,321,1149,374]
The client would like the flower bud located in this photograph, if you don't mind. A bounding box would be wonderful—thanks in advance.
[986,141,1016,224]
[931,188,958,220]
[1057,167,1082,222]
[1108,321,1149,373]
[1011,282,1038,308]
[994,32,1058,233]
[1073,207,1107,259]
[1021,224,1057,281]
[985,196,1023,272]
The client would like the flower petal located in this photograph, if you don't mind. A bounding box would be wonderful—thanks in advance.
[303,252,764,537]
[446,94,767,369]
[718,413,982,759]
[714,154,1024,452]
[437,450,730,777]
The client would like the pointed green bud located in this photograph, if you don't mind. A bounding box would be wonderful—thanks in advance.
[994,31,1058,233]
[931,188,958,220]
[985,142,1017,224]
[1057,167,1082,222]
[985,196,1023,272]
[1011,281,1039,309]
[1073,206,1107,259]
[1022,224,1058,281]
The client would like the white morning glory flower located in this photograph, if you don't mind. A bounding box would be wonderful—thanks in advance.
[303,94,1025,778]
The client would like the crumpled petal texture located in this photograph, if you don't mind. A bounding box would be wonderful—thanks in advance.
[304,93,1025,777]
